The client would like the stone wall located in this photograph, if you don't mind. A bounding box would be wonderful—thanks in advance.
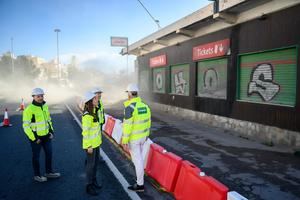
[151,102,300,151]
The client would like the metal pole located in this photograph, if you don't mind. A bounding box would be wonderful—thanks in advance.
[54,29,61,79]
[126,45,129,78]
[11,37,14,73]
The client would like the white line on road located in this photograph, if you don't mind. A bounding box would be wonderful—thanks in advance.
[65,104,141,200]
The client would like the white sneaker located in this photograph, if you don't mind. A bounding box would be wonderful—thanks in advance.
[34,176,47,182]
[45,172,61,178]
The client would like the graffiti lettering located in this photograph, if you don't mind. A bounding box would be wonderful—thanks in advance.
[203,68,218,93]
[248,63,280,101]
[174,71,187,94]
[155,72,163,90]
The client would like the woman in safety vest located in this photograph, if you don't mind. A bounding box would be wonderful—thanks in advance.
[81,91,102,196]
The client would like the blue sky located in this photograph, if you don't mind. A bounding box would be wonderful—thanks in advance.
[0,0,209,71]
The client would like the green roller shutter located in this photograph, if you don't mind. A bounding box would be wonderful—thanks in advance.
[153,67,165,93]
[237,47,297,106]
[197,58,227,99]
[170,64,190,96]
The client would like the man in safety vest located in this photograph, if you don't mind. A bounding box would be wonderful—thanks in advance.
[122,83,151,192]
[92,87,105,162]
[22,88,60,182]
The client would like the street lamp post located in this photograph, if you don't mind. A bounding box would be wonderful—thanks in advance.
[54,29,61,79]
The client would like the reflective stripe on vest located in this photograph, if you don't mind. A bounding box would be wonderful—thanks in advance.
[83,131,101,140]
[123,119,149,125]
[131,128,150,135]
[82,126,99,131]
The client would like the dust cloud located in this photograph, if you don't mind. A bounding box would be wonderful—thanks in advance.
[0,55,136,110]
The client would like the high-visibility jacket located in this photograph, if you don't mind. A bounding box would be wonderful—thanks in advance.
[122,97,151,144]
[82,112,102,149]
[96,99,105,125]
[22,101,54,141]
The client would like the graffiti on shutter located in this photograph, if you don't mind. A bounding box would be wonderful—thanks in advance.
[152,67,165,93]
[197,58,227,99]
[238,47,297,106]
[247,63,280,101]
[171,64,190,96]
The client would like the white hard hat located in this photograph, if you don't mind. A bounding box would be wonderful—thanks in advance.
[83,91,96,103]
[32,88,45,96]
[126,83,139,92]
[92,87,103,94]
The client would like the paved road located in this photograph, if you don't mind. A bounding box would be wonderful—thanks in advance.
[106,101,300,200]
[0,101,131,200]
[68,101,174,200]
[2,96,299,200]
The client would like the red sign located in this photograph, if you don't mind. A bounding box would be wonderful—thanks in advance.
[193,39,230,61]
[110,36,128,47]
[150,54,167,67]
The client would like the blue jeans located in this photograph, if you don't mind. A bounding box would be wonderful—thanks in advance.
[30,139,53,176]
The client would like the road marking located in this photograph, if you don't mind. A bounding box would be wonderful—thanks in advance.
[65,104,141,200]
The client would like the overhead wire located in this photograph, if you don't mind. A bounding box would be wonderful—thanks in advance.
[136,0,161,29]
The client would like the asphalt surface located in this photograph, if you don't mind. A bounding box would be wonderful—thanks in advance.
[106,101,300,200]
[1,96,300,200]
[0,99,131,200]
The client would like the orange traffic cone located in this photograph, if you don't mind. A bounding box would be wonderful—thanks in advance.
[20,98,25,111]
[1,108,12,127]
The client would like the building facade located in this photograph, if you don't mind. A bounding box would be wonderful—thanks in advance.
[126,0,300,149]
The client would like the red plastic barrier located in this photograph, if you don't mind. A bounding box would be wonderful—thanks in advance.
[104,117,115,137]
[174,160,228,200]
[145,143,182,192]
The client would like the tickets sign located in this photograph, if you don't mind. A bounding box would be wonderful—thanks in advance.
[193,39,230,61]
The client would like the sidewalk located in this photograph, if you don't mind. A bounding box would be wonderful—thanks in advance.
[106,101,300,200]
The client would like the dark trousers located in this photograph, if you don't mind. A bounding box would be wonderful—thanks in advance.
[86,146,99,185]
[30,139,53,176]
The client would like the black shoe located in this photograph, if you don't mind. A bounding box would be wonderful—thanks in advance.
[93,181,102,189]
[86,184,98,196]
[128,183,144,192]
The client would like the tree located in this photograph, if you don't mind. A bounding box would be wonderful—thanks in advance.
[0,52,13,80]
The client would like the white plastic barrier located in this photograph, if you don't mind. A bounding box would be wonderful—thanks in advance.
[142,138,153,169]
[111,119,123,144]
[227,191,248,200]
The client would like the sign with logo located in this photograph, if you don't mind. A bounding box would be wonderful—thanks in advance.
[110,37,128,47]
[197,58,227,99]
[153,67,165,93]
[193,39,230,61]
[171,64,190,96]
[237,47,297,106]
[150,54,167,68]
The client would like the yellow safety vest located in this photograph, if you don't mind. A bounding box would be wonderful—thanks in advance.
[82,112,102,149]
[22,102,54,141]
[97,99,105,125]
[122,97,151,144]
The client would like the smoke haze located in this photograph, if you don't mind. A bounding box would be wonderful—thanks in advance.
[0,53,136,110]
